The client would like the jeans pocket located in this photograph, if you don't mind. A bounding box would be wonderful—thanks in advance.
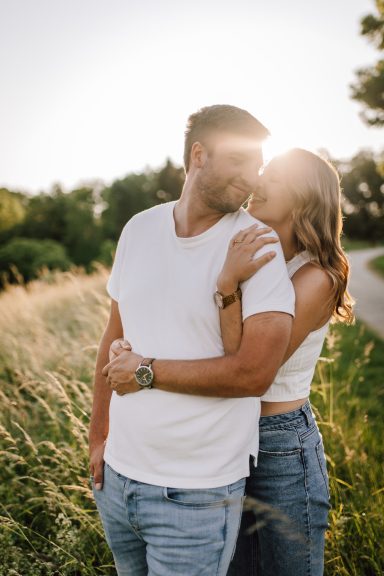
[316,440,330,499]
[259,448,302,457]
[163,486,230,508]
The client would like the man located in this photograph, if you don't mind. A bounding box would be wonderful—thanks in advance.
[89,104,295,576]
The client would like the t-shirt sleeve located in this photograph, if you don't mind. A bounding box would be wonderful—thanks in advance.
[241,232,295,321]
[106,223,130,301]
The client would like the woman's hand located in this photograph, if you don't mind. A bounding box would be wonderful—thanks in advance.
[109,338,132,362]
[217,224,279,293]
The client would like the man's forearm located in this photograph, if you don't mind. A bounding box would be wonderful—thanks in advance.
[152,313,292,398]
[153,355,259,397]
[106,312,292,398]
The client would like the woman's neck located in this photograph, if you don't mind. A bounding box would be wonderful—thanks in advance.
[272,223,298,262]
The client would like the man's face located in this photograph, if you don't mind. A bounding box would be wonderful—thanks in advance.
[195,133,264,213]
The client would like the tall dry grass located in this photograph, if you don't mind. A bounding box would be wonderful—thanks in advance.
[0,269,114,575]
[0,269,383,574]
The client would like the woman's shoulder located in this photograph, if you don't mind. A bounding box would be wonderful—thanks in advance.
[292,260,334,327]
[292,261,334,316]
[293,259,332,288]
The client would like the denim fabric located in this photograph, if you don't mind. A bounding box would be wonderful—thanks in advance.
[92,463,245,576]
[228,401,330,576]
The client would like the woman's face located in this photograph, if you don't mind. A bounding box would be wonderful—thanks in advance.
[247,159,296,227]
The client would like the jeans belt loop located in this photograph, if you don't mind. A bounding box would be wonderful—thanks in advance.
[301,402,311,427]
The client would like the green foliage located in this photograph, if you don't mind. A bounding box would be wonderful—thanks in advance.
[20,185,69,242]
[369,253,384,277]
[351,1,384,126]
[154,158,185,203]
[97,239,117,267]
[63,187,103,268]
[100,172,156,241]
[340,237,378,252]
[337,150,384,241]
[0,238,71,284]
[0,159,185,286]
[18,185,103,269]
[311,321,384,574]
[0,188,26,236]
[100,159,184,241]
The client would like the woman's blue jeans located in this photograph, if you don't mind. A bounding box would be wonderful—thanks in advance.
[228,400,330,576]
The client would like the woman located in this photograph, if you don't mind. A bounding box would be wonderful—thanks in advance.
[221,148,354,576]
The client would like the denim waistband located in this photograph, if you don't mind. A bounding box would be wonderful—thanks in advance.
[259,400,314,428]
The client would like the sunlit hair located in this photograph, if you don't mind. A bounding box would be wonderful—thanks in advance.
[183,105,270,173]
[274,148,354,324]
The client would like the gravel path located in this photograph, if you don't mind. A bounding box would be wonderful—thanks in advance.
[347,247,384,339]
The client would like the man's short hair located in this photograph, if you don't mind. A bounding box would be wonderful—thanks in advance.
[183,104,270,172]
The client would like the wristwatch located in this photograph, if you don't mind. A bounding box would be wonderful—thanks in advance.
[214,287,242,309]
[135,358,155,389]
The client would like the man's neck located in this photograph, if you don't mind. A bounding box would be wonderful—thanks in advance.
[174,183,225,238]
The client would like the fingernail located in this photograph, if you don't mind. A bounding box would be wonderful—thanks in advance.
[95,483,102,490]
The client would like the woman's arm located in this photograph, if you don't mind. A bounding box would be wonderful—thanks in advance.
[281,263,333,362]
[217,225,334,363]
[217,224,278,354]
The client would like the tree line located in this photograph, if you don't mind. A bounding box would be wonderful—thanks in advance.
[0,160,185,286]
[0,150,383,287]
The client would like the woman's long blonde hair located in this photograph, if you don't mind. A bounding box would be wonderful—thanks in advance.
[276,148,354,324]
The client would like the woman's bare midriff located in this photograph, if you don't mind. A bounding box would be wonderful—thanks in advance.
[260,397,308,416]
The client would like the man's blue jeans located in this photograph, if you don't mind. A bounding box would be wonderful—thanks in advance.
[92,462,245,575]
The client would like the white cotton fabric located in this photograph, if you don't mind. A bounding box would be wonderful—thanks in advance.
[261,251,329,402]
[104,201,295,489]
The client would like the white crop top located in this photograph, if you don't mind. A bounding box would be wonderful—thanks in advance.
[261,251,329,402]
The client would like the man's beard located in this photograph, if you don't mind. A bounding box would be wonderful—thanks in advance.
[196,172,252,214]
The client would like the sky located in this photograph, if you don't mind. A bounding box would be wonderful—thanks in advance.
[0,0,383,193]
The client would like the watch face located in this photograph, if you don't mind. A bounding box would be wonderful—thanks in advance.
[135,366,153,387]
[214,292,224,308]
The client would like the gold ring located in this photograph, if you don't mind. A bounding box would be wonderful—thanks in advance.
[233,240,243,244]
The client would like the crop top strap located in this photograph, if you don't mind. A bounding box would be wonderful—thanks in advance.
[286,250,314,279]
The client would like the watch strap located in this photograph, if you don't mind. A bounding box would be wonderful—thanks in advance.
[140,358,155,368]
[219,287,242,309]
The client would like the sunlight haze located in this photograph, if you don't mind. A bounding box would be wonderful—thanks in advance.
[0,0,382,192]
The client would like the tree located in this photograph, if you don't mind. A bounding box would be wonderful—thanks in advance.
[0,188,26,237]
[154,158,185,203]
[337,150,384,241]
[101,171,157,240]
[63,187,103,268]
[20,185,68,242]
[351,1,384,126]
[0,238,70,285]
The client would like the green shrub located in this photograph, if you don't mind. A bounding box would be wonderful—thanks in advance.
[0,238,71,284]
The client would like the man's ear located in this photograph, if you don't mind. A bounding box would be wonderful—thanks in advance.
[190,141,207,169]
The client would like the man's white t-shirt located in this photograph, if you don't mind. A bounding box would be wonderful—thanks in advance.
[104,201,295,488]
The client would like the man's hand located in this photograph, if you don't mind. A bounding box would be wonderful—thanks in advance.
[89,441,106,490]
[102,349,144,395]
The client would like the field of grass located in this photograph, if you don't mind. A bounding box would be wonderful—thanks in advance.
[0,270,383,575]
[341,237,379,252]
[369,254,384,278]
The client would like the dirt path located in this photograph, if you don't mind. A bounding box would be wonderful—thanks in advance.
[347,247,384,339]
